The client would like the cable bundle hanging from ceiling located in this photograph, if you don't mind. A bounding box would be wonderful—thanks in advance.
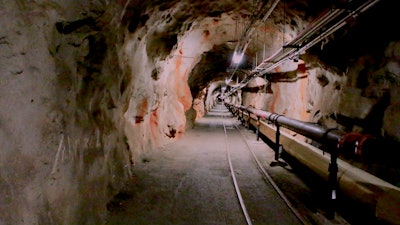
[225,0,281,89]
[224,0,382,98]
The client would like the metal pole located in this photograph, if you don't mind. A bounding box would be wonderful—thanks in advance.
[241,110,245,125]
[327,144,339,219]
[275,123,281,161]
[264,75,267,110]
[247,112,251,129]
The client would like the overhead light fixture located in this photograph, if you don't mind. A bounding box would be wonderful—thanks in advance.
[232,51,244,64]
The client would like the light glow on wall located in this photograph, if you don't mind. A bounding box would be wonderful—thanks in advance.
[232,51,244,64]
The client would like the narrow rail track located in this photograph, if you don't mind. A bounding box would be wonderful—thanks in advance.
[223,118,254,225]
[232,122,309,225]
[220,103,309,225]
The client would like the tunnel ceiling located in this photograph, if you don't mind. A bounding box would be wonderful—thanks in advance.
[307,0,400,71]
[122,0,341,98]
[188,44,231,98]
[2,1,400,224]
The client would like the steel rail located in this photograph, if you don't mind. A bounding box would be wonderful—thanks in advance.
[232,122,310,225]
[223,117,253,225]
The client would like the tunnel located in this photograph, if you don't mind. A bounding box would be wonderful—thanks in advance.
[0,0,400,224]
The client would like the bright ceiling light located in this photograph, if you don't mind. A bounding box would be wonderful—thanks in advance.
[232,51,244,64]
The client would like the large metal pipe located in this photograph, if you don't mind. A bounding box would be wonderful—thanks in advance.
[238,105,344,148]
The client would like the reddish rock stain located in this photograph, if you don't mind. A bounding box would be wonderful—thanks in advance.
[298,62,306,74]
[135,99,148,124]
[150,108,160,145]
[299,76,309,120]
[270,83,280,113]
[174,47,192,111]
[201,30,210,44]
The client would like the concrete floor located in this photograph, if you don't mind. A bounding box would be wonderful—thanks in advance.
[105,106,357,225]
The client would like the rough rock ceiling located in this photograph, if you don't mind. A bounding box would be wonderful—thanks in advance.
[1,1,399,224]
[120,0,396,99]
[308,0,400,71]
[122,0,337,98]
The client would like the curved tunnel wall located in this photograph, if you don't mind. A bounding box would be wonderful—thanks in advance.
[0,0,399,224]
[0,1,132,224]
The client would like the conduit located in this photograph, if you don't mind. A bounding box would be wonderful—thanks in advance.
[227,0,281,83]
[243,105,344,146]
[225,0,382,97]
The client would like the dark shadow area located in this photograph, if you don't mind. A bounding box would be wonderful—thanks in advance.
[335,93,400,187]
[308,0,400,72]
[107,191,135,213]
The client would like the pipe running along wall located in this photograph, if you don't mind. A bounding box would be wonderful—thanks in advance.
[226,103,400,224]
[239,105,344,148]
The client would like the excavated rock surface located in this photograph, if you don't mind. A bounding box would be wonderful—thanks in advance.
[0,1,131,224]
[1,0,399,224]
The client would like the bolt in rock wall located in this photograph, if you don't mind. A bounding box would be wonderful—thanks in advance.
[0,1,132,224]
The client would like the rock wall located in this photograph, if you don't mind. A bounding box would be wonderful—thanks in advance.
[342,41,400,140]
[0,1,262,223]
[121,3,258,156]
[241,40,400,143]
[0,1,132,224]
[1,0,398,224]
